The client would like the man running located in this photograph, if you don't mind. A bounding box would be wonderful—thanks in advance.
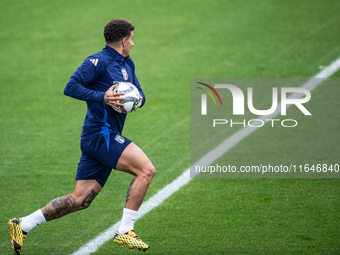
[8,19,155,254]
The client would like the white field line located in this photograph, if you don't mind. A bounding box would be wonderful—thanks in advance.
[72,57,340,255]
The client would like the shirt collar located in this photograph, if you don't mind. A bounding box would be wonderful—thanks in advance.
[104,45,129,61]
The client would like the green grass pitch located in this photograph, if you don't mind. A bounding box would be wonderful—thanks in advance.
[0,0,340,254]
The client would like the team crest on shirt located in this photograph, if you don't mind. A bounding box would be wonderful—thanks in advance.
[121,68,128,80]
[115,134,125,144]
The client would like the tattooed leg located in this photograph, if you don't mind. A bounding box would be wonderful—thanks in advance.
[41,189,98,221]
[41,195,77,221]
[124,173,153,210]
[115,143,156,211]
[82,189,98,208]
[125,176,137,205]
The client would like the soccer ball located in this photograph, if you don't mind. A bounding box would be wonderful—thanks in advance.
[112,82,140,114]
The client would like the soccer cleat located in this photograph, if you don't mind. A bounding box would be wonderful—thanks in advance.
[113,230,150,251]
[8,218,26,255]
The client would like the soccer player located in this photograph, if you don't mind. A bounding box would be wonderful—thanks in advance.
[8,19,155,254]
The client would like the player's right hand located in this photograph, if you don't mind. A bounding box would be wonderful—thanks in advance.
[104,85,125,112]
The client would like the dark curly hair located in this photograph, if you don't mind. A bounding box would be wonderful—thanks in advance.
[104,19,135,44]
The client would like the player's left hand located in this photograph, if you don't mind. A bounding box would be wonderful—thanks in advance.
[134,96,143,112]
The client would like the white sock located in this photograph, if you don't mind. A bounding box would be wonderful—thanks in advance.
[20,209,46,233]
[118,208,138,234]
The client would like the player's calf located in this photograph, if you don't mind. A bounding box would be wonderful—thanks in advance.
[42,189,98,221]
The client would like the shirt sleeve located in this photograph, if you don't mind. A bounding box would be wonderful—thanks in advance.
[129,59,146,107]
[64,58,105,102]
[133,74,146,107]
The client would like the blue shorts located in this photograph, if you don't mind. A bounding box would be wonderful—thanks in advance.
[76,131,132,187]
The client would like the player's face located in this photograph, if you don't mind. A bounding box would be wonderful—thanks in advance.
[122,32,134,57]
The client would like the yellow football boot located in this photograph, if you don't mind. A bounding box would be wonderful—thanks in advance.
[8,218,26,255]
[113,230,150,251]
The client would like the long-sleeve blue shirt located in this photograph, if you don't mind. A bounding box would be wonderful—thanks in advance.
[64,45,145,142]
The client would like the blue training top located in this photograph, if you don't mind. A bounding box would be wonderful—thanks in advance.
[64,45,145,142]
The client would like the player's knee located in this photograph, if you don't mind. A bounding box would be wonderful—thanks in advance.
[67,196,87,211]
[74,197,92,210]
[81,191,98,209]
[81,200,92,209]
[143,162,156,181]
[72,192,97,210]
